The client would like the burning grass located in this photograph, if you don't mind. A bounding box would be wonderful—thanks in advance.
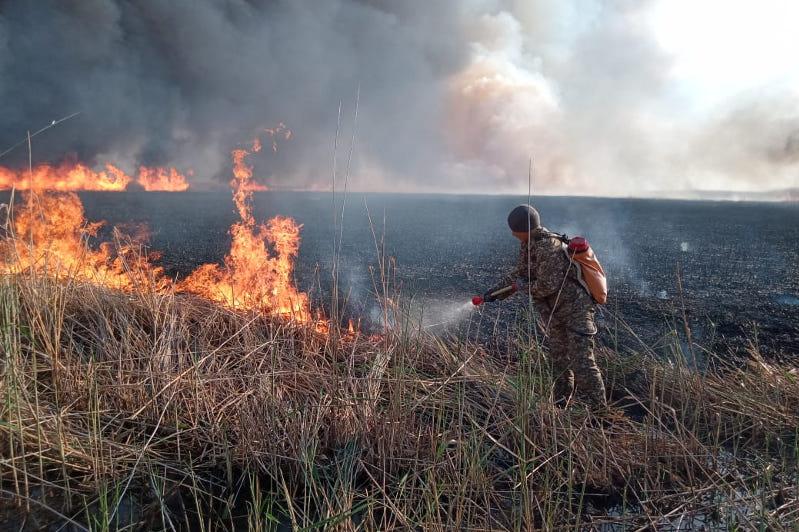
[0,161,190,192]
[1,270,797,530]
[2,128,312,327]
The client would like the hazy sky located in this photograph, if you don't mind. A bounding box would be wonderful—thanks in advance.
[0,0,797,195]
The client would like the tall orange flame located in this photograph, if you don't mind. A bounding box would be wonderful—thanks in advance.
[180,135,309,320]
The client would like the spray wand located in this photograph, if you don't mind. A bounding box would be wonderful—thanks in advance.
[472,282,520,306]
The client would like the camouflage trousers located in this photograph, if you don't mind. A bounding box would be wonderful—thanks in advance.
[548,326,607,409]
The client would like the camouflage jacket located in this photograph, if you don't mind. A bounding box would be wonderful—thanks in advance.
[495,226,597,334]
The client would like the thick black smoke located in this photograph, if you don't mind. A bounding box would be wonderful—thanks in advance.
[0,0,797,195]
[0,1,468,188]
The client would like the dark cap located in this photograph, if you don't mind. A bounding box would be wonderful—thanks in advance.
[507,204,541,232]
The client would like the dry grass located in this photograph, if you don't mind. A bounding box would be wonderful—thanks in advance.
[0,273,797,530]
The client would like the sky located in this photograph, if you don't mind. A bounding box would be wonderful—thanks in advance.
[0,0,797,196]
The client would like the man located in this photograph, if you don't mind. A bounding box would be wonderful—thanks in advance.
[484,204,607,410]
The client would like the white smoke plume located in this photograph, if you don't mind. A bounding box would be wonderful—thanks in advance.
[0,0,796,195]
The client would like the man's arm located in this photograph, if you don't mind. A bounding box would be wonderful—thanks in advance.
[485,242,529,300]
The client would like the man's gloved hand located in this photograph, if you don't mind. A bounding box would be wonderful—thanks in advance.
[474,281,526,306]
[481,291,499,303]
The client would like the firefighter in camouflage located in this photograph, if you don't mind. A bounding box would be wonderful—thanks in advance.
[487,204,608,410]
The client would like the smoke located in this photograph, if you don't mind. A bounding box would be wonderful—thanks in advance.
[0,0,797,195]
[681,94,799,191]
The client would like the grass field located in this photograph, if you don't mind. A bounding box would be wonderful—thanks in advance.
[0,267,797,530]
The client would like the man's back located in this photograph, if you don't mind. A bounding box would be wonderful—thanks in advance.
[518,227,597,334]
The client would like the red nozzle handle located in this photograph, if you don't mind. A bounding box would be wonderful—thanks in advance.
[472,296,484,306]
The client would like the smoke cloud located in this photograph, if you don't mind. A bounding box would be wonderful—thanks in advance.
[0,0,797,195]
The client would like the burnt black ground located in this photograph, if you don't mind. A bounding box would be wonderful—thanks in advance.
[12,191,799,358]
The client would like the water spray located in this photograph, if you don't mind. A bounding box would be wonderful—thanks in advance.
[422,300,477,329]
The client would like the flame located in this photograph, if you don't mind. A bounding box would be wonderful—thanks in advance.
[0,162,132,191]
[0,192,164,290]
[0,161,191,192]
[263,123,292,153]
[136,167,190,191]
[314,311,331,334]
[180,135,309,320]
[0,126,342,331]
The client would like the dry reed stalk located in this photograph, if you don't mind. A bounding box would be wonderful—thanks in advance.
[0,256,796,528]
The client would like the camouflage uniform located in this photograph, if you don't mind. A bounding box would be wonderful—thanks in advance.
[495,227,607,408]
